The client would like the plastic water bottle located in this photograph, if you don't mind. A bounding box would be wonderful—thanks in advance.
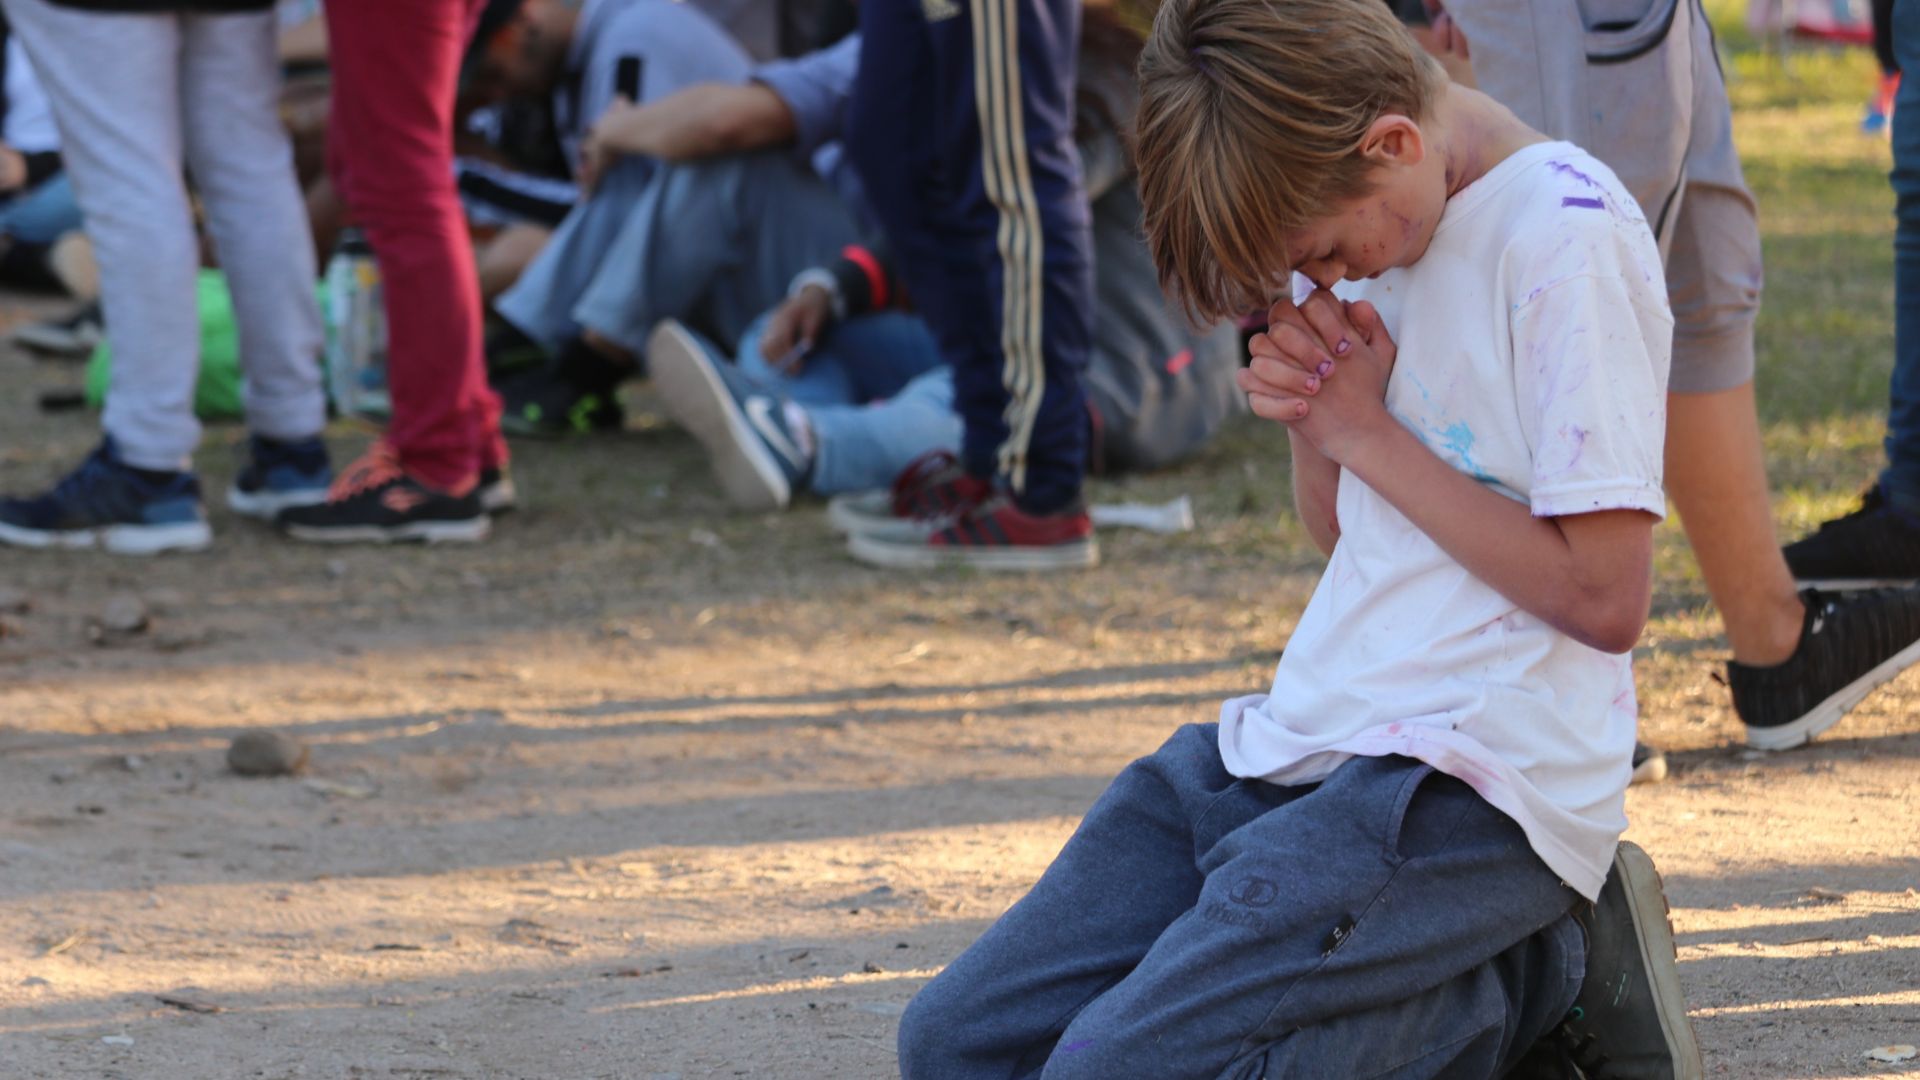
[323,228,390,418]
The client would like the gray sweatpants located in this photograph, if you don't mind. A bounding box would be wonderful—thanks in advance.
[1,0,324,471]
[1445,0,1762,393]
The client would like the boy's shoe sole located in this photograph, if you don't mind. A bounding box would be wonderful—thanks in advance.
[1745,632,1920,750]
[827,491,941,542]
[226,485,328,520]
[847,530,1098,571]
[1601,842,1704,1080]
[647,321,791,512]
[0,518,212,556]
[283,517,490,545]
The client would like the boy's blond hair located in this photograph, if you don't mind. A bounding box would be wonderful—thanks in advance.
[1135,0,1445,321]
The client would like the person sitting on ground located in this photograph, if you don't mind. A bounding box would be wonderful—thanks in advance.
[643,10,1242,520]
[0,17,84,296]
[895,0,1700,1076]
[471,0,863,436]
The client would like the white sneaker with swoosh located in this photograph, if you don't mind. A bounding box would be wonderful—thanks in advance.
[648,320,811,511]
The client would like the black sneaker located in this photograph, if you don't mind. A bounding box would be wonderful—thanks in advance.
[1630,742,1667,786]
[10,300,103,358]
[227,434,333,519]
[1782,486,1920,590]
[0,438,210,555]
[646,319,810,511]
[276,444,488,544]
[479,465,517,514]
[495,361,624,437]
[1516,842,1702,1080]
[484,319,548,377]
[1728,586,1920,750]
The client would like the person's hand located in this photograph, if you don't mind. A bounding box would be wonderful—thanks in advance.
[1237,290,1398,464]
[0,146,26,193]
[759,285,834,373]
[579,94,642,194]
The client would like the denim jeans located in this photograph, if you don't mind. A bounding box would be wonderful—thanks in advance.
[495,150,858,361]
[0,172,83,245]
[734,310,958,495]
[1879,0,1920,504]
[897,725,1585,1080]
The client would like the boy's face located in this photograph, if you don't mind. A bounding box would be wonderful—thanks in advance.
[1284,117,1448,291]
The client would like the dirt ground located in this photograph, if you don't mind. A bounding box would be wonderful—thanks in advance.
[1,300,1917,1080]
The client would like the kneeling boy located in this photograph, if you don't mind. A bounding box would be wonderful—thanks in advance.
[894,0,1701,1076]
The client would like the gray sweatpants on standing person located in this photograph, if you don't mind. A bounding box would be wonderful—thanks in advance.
[1,0,325,472]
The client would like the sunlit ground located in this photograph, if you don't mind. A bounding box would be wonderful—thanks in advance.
[2,10,1916,1078]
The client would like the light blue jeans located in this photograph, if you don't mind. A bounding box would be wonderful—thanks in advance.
[897,725,1586,1080]
[495,151,858,361]
[0,172,83,244]
[735,310,960,495]
[1879,0,1920,505]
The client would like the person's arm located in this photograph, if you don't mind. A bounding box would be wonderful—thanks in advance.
[582,82,795,179]
[1243,290,1656,653]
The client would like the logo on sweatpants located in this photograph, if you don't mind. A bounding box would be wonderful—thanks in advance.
[922,0,961,21]
[1229,876,1280,908]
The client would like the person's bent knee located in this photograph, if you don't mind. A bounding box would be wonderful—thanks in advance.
[896,985,960,1079]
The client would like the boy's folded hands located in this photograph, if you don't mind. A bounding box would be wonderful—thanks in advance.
[1237,289,1399,465]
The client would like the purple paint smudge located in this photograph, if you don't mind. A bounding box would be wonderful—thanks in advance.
[1060,1040,1095,1054]
[1547,160,1600,188]
[1561,196,1604,210]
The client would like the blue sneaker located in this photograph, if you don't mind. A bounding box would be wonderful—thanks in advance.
[647,320,811,511]
[0,440,212,555]
[227,434,333,519]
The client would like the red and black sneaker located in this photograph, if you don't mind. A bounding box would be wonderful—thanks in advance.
[847,494,1098,571]
[277,444,489,545]
[826,451,991,542]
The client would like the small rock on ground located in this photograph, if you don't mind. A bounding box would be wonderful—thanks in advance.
[227,731,309,777]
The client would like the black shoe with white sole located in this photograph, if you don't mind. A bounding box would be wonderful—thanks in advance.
[1782,486,1920,590]
[227,434,332,520]
[276,446,487,545]
[1729,586,1920,750]
[1629,742,1668,786]
[647,319,810,512]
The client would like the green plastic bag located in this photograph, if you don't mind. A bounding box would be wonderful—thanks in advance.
[85,269,245,420]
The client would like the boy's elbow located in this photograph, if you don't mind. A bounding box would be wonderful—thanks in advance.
[1567,591,1651,655]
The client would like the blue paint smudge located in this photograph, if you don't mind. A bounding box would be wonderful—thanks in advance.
[1060,1040,1094,1054]
[1561,196,1604,210]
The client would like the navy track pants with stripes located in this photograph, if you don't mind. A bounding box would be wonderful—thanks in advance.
[847,0,1094,514]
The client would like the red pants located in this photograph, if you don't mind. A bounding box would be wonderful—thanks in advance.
[324,0,505,490]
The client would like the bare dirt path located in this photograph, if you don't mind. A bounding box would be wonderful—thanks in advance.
[2,325,1917,1079]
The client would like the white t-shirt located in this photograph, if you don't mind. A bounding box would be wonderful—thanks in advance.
[1217,141,1672,900]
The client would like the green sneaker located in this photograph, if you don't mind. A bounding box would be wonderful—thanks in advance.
[1517,842,1703,1079]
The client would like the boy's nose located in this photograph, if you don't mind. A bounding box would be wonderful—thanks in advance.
[1306,262,1344,290]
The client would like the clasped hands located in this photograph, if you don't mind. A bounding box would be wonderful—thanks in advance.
[1235,289,1400,465]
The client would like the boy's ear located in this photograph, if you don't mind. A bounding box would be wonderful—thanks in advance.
[1359,115,1427,169]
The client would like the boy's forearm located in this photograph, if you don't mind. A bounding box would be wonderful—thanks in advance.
[1289,428,1341,555]
[1338,422,1653,653]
